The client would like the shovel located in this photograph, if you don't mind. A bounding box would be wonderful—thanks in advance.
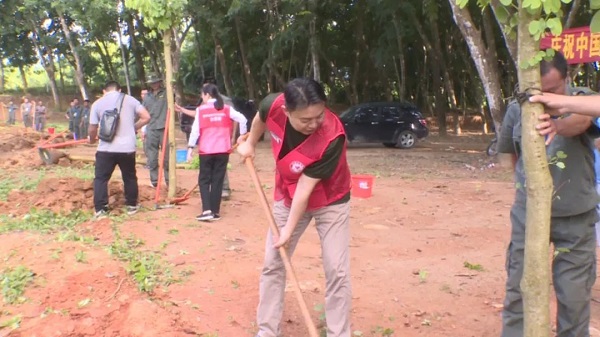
[244,158,320,337]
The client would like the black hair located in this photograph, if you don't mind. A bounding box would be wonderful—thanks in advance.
[540,50,568,79]
[283,78,327,112]
[104,81,121,91]
[202,83,224,110]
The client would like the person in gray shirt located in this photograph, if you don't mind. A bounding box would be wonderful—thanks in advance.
[89,81,151,219]
[498,51,599,337]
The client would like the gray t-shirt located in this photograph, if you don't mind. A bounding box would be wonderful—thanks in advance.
[497,88,600,217]
[90,91,143,153]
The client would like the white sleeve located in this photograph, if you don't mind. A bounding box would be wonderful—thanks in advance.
[187,108,201,147]
[228,106,248,134]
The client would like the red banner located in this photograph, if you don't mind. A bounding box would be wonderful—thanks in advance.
[539,26,600,64]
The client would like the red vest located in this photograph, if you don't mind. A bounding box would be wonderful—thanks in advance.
[197,104,233,154]
[266,94,351,210]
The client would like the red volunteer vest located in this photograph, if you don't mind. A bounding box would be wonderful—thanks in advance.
[266,94,351,210]
[197,104,233,154]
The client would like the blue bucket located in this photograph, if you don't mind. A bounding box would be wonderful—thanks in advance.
[176,149,187,163]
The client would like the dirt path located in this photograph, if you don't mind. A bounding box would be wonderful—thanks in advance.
[0,125,598,337]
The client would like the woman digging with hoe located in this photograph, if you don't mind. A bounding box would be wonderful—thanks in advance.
[237,78,353,337]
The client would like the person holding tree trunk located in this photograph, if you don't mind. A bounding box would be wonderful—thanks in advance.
[498,51,599,337]
[143,73,169,188]
[237,78,352,337]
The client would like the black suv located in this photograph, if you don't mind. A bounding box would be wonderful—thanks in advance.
[339,102,429,148]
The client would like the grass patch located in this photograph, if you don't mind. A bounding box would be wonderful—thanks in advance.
[45,164,95,181]
[107,232,177,293]
[0,209,89,234]
[0,172,46,201]
[1,265,35,304]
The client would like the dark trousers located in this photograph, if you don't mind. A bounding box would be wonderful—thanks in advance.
[198,153,229,215]
[502,204,597,337]
[146,128,169,185]
[93,151,138,212]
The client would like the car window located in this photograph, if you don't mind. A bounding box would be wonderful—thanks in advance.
[381,106,402,122]
[355,106,379,122]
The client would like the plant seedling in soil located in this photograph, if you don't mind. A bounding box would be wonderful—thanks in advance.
[1,265,35,304]
[0,315,21,330]
[75,251,87,263]
[463,261,484,271]
[418,269,428,283]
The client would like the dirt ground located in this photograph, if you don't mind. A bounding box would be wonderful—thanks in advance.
[0,121,598,337]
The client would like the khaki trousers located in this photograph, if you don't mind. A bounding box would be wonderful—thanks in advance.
[256,200,352,337]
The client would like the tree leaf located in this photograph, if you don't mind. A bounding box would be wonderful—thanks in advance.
[500,0,513,5]
[495,5,510,24]
[591,11,600,33]
[528,20,540,36]
[591,0,600,10]
[555,162,566,169]
[546,17,563,36]
[556,151,567,159]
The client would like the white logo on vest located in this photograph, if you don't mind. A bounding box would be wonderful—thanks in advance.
[270,132,282,144]
[289,161,305,174]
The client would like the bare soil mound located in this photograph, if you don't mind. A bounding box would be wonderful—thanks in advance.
[0,177,163,215]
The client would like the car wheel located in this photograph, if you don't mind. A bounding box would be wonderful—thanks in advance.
[396,131,417,149]
[383,143,396,148]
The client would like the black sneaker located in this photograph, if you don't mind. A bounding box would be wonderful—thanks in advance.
[209,214,221,222]
[196,211,213,221]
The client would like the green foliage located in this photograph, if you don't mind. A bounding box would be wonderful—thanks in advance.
[1,266,35,304]
[0,315,22,330]
[125,0,188,31]
[464,261,485,271]
[107,233,175,293]
[0,209,89,234]
[0,172,46,201]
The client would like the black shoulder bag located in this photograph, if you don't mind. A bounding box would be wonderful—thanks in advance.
[98,93,125,142]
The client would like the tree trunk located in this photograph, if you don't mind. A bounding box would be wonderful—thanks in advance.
[163,30,176,199]
[392,15,406,101]
[564,0,583,29]
[0,60,4,93]
[194,30,206,80]
[448,0,505,132]
[234,17,256,99]
[116,21,132,95]
[58,56,65,93]
[171,24,192,105]
[411,13,447,136]
[30,28,60,110]
[94,39,116,80]
[490,0,518,68]
[308,8,320,82]
[126,14,146,88]
[18,64,28,94]
[59,12,89,100]
[350,0,366,105]
[517,3,553,336]
[213,33,234,97]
